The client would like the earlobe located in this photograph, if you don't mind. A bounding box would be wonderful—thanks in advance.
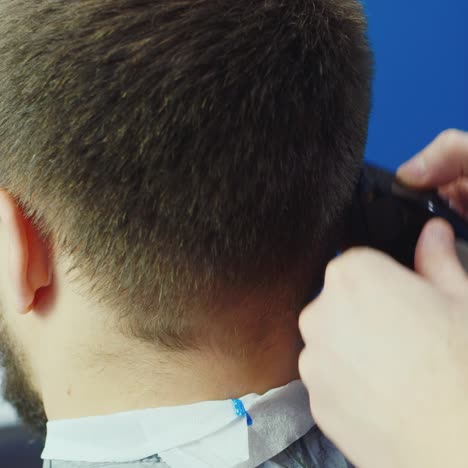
[0,190,51,314]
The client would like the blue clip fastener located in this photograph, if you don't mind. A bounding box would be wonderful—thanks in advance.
[231,399,253,426]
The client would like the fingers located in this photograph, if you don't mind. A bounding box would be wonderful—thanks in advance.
[414,218,468,296]
[299,248,412,338]
[438,179,468,219]
[322,247,411,291]
[397,129,468,188]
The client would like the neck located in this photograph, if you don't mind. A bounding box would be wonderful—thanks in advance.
[42,326,302,420]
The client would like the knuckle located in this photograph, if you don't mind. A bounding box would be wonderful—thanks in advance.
[324,247,387,287]
[331,247,377,271]
[344,246,388,265]
[298,302,320,339]
[341,246,373,260]
[298,348,314,384]
[298,306,311,335]
[298,348,320,386]
[324,255,345,285]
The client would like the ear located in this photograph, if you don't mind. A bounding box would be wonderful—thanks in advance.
[0,190,51,314]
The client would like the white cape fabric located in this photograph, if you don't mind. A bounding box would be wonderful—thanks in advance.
[42,380,316,468]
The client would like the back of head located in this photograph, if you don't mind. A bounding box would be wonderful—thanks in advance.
[0,0,373,350]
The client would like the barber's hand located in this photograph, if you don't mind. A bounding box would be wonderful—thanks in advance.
[299,129,468,468]
[398,129,468,217]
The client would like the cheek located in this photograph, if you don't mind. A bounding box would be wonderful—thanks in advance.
[0,275,38,375]
[0,245,15,323]
[0,234,32,348]
[0,290,20,342]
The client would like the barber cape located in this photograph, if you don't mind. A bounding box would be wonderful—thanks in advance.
[42,380,353,468]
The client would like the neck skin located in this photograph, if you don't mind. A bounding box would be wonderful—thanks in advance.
[43,331,302,421]
[30,261,303,421]
[40,328,302,421]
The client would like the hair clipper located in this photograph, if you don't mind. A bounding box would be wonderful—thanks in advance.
[347,163,468,271]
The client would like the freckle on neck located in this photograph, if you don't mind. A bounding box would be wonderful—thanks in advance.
[66,388,72,397]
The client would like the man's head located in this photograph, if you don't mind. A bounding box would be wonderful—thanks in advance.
[0,0,372,430]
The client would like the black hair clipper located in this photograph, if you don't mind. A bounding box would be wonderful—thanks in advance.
[347,163,468,271]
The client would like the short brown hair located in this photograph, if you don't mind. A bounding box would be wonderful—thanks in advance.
[0,0,373,349]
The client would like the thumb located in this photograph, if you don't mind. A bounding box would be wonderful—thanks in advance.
[397,130,468,189]
[414,218,467,296]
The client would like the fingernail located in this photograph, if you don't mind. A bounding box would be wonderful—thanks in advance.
[397,156,427,181]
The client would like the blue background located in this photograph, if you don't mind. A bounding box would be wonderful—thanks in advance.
[363,1,468,170]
